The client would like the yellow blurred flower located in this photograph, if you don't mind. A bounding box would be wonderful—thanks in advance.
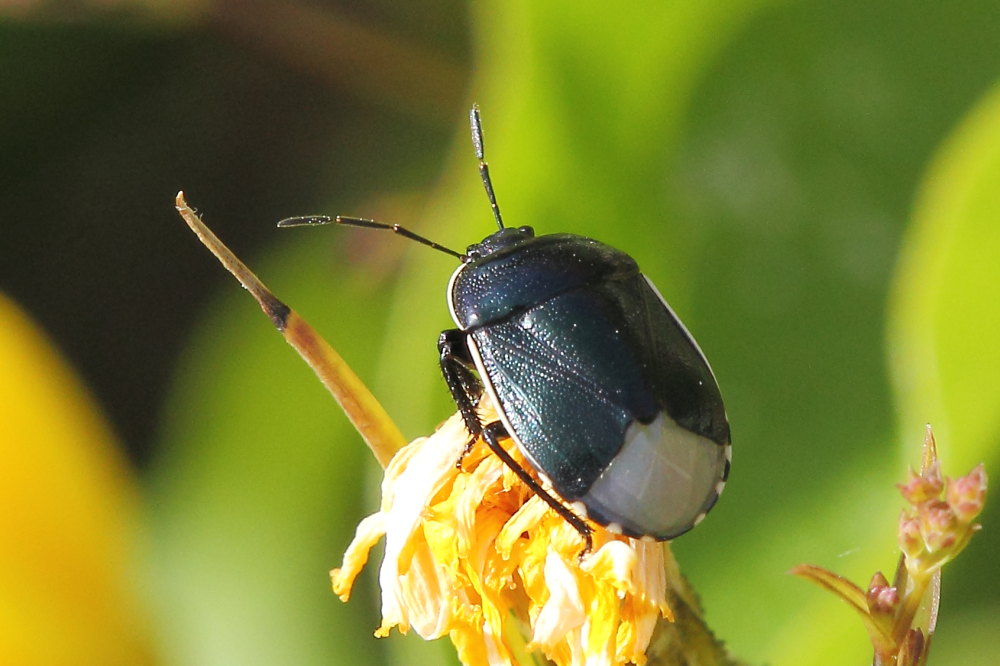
[0,293,154,664]
[331,402,673,666]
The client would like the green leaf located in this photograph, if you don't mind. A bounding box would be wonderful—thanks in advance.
[789,564,870,622]
[888,81,1000,473]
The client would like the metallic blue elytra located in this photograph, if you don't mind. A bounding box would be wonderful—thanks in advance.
[279,105,730,547]
[446,226,731,540]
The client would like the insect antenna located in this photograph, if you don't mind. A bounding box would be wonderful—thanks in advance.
[470,104,505,230]
[277,215,465,260]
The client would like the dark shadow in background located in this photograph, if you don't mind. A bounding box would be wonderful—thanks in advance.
[0,5,470,466]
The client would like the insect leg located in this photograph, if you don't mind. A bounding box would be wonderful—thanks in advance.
[480,421,593,555]
[439,331,594,554]
[438,329,485,463]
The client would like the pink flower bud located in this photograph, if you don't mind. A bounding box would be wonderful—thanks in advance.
[947,464,987,523]
[920,500,958,552]
[866,571,899,615]
[897,462,943,505]
[898,512,923,559]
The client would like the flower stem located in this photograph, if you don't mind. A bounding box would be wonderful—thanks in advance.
[176,191,406,467]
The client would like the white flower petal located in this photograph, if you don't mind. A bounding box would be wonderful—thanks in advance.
[532,552,586,646]
[382,415,468,543]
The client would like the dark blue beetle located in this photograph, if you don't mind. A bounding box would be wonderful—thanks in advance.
[280,106,731,551]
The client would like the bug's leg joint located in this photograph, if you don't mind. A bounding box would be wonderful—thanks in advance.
[439,329,485,466]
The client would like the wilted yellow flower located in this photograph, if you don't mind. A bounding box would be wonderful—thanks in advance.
[331,400,673,666]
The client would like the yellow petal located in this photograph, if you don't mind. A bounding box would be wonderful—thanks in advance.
[330,512,386,601]
[0,293,153,664]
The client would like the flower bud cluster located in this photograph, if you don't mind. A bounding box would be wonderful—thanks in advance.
[794,426,986,666]
[897,456,986,576]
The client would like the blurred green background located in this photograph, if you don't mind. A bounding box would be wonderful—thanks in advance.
[2,1,999,664]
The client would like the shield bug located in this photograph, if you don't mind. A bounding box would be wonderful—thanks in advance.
[279,106,731,551]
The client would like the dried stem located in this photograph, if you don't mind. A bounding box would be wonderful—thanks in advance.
[176,191,405,467]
